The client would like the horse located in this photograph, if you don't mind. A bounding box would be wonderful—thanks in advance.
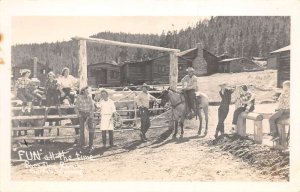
[160,88,209,138]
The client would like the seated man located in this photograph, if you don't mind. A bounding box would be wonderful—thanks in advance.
[269,80,290,141]
[181,67,198,118]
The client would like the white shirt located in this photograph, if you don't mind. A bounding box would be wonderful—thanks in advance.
[57,75,78,89]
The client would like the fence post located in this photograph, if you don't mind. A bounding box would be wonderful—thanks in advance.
[254,120,263,144]
[237,113,247,137]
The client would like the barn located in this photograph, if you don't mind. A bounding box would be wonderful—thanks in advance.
[268,45,290,87]
[217,57,263,73]
[12,57,52,86]
[120,42,218,85]
[87,62,121,87]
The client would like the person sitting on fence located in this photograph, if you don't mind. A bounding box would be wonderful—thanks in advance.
[95,89,117,148]
[28,78,44,103]
[44,71,62,119]
[214,83,235,138]
[74,86,94,149]
[14,69,34,112]
[134,83,157,142]
[57,67,78,104]
[180,67,198,118]
[269,80,290,141]
[231,85,255,133]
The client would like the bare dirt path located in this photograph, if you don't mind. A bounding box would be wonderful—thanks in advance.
[11,105,284,181]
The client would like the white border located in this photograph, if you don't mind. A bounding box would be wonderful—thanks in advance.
[1,0,300,192]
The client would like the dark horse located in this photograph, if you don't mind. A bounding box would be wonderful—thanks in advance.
[160,88,209,138]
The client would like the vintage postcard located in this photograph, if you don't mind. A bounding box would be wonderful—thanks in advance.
[0,0,300,192]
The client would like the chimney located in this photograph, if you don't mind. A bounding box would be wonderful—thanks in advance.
[33,57,38,78]
[192,42,207,76]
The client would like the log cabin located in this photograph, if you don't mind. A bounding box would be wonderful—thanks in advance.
[267,45,290,87]
[217,57,263,73]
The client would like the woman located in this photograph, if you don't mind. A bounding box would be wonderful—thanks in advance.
[96,89,116,148]
[14,69,34,112]
[57,67,78,104]
[231,85,255,133]
[44,71,62,119]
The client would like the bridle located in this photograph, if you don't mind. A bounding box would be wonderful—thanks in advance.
[166,88,185,109]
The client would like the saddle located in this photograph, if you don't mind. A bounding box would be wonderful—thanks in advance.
[181,91,200,120]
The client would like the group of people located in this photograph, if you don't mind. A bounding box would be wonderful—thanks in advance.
[13,66,290,150]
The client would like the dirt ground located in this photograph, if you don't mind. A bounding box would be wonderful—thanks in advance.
[11,104,288,181]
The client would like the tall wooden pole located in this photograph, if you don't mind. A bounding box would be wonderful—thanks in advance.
[78,40,88,90]
[169,52,179,90]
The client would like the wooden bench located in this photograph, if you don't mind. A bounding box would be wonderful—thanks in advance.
[274,115,290,150]
[236,112,264,144]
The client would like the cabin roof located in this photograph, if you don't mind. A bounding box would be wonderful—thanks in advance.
[270,45,290,54]
[218,57,243,62]
[177,47,198,57]
[88,62,120,67]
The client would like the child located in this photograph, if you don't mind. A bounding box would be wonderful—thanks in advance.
[96,89,116,147]
[269,80,290,141]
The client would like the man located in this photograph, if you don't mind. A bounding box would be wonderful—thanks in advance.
[74,86,94,150]
[214,83,235,139]
[134,83,157,142]
[181,67,198,118]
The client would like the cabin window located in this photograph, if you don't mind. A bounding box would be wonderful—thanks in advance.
[110,71,119,79]
[41,69,46,74]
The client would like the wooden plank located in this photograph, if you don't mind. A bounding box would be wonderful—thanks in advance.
[12,125,80,131]
[169,52,179,91]
[12,105,75,111]
[72,36,180,53]
[11,115,78,120]
[12,135,78,141]
[78,39,88,90]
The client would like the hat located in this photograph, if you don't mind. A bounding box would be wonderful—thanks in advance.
[100,89,109,95]
[48,71,55,77]
[61,67,70,75]
[20,69,31,75]
[141,83,150,89]
[80,86,89,94]
[30,78,40,83]
[186,67,195,72]
[219,83,228,87]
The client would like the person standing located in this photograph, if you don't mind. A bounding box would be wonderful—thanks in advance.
[214,83,235,138]
[134,83,157,142]
[231,85,255,133]
[74,86,94,149]
[96,89,116,147]
[180,67,198,118]
[269,80,290,141]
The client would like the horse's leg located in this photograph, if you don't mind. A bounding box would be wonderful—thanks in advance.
[198,110,203,135]
[179,119,184,138]
[172,120,178,139]
[203,106,209,135]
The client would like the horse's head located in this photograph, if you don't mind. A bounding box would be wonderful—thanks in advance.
[160,89,170,107]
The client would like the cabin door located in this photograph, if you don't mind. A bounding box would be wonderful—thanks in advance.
[96,69,107,86]
[145,64,152,82]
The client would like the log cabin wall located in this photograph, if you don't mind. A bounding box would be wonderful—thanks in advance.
[277,51,290,88]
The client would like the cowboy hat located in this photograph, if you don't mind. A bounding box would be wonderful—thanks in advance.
[48,71,55,77]
[100,88,109,95]
[141,83,150,89]
[61,67,70,75]
[186,67,195,72]
[20,69,31,75]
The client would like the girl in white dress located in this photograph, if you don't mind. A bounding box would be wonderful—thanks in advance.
[96,89,116,147]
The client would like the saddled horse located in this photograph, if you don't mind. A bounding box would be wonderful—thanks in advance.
[160,88,209,138]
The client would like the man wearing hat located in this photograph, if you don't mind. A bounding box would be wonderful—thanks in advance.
[134,83,157,141]
[181,67,198,118]
[214,83,235,139]
[74,86,95,149]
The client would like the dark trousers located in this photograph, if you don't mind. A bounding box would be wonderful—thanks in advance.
[61,88,75,104]
[269,109,289,136]
[79,111,94,147]
[215,106,229,136]
[183,89,196,113]
[232,105,254,125]
[102,130,113,146]
[139,107,150,137]
[17,88,35,103]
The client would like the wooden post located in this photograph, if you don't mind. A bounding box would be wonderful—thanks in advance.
[78,39,88,146]
[78,40,88,90]
[254,120,263,144]
[237,114,246,137]
[169,52,179,91]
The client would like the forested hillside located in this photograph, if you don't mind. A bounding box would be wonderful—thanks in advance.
[12,16,290,75]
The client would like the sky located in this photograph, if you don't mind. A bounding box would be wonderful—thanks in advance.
[12,16,209,45]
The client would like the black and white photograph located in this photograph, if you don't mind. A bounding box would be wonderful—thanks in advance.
[0,1,300,192]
